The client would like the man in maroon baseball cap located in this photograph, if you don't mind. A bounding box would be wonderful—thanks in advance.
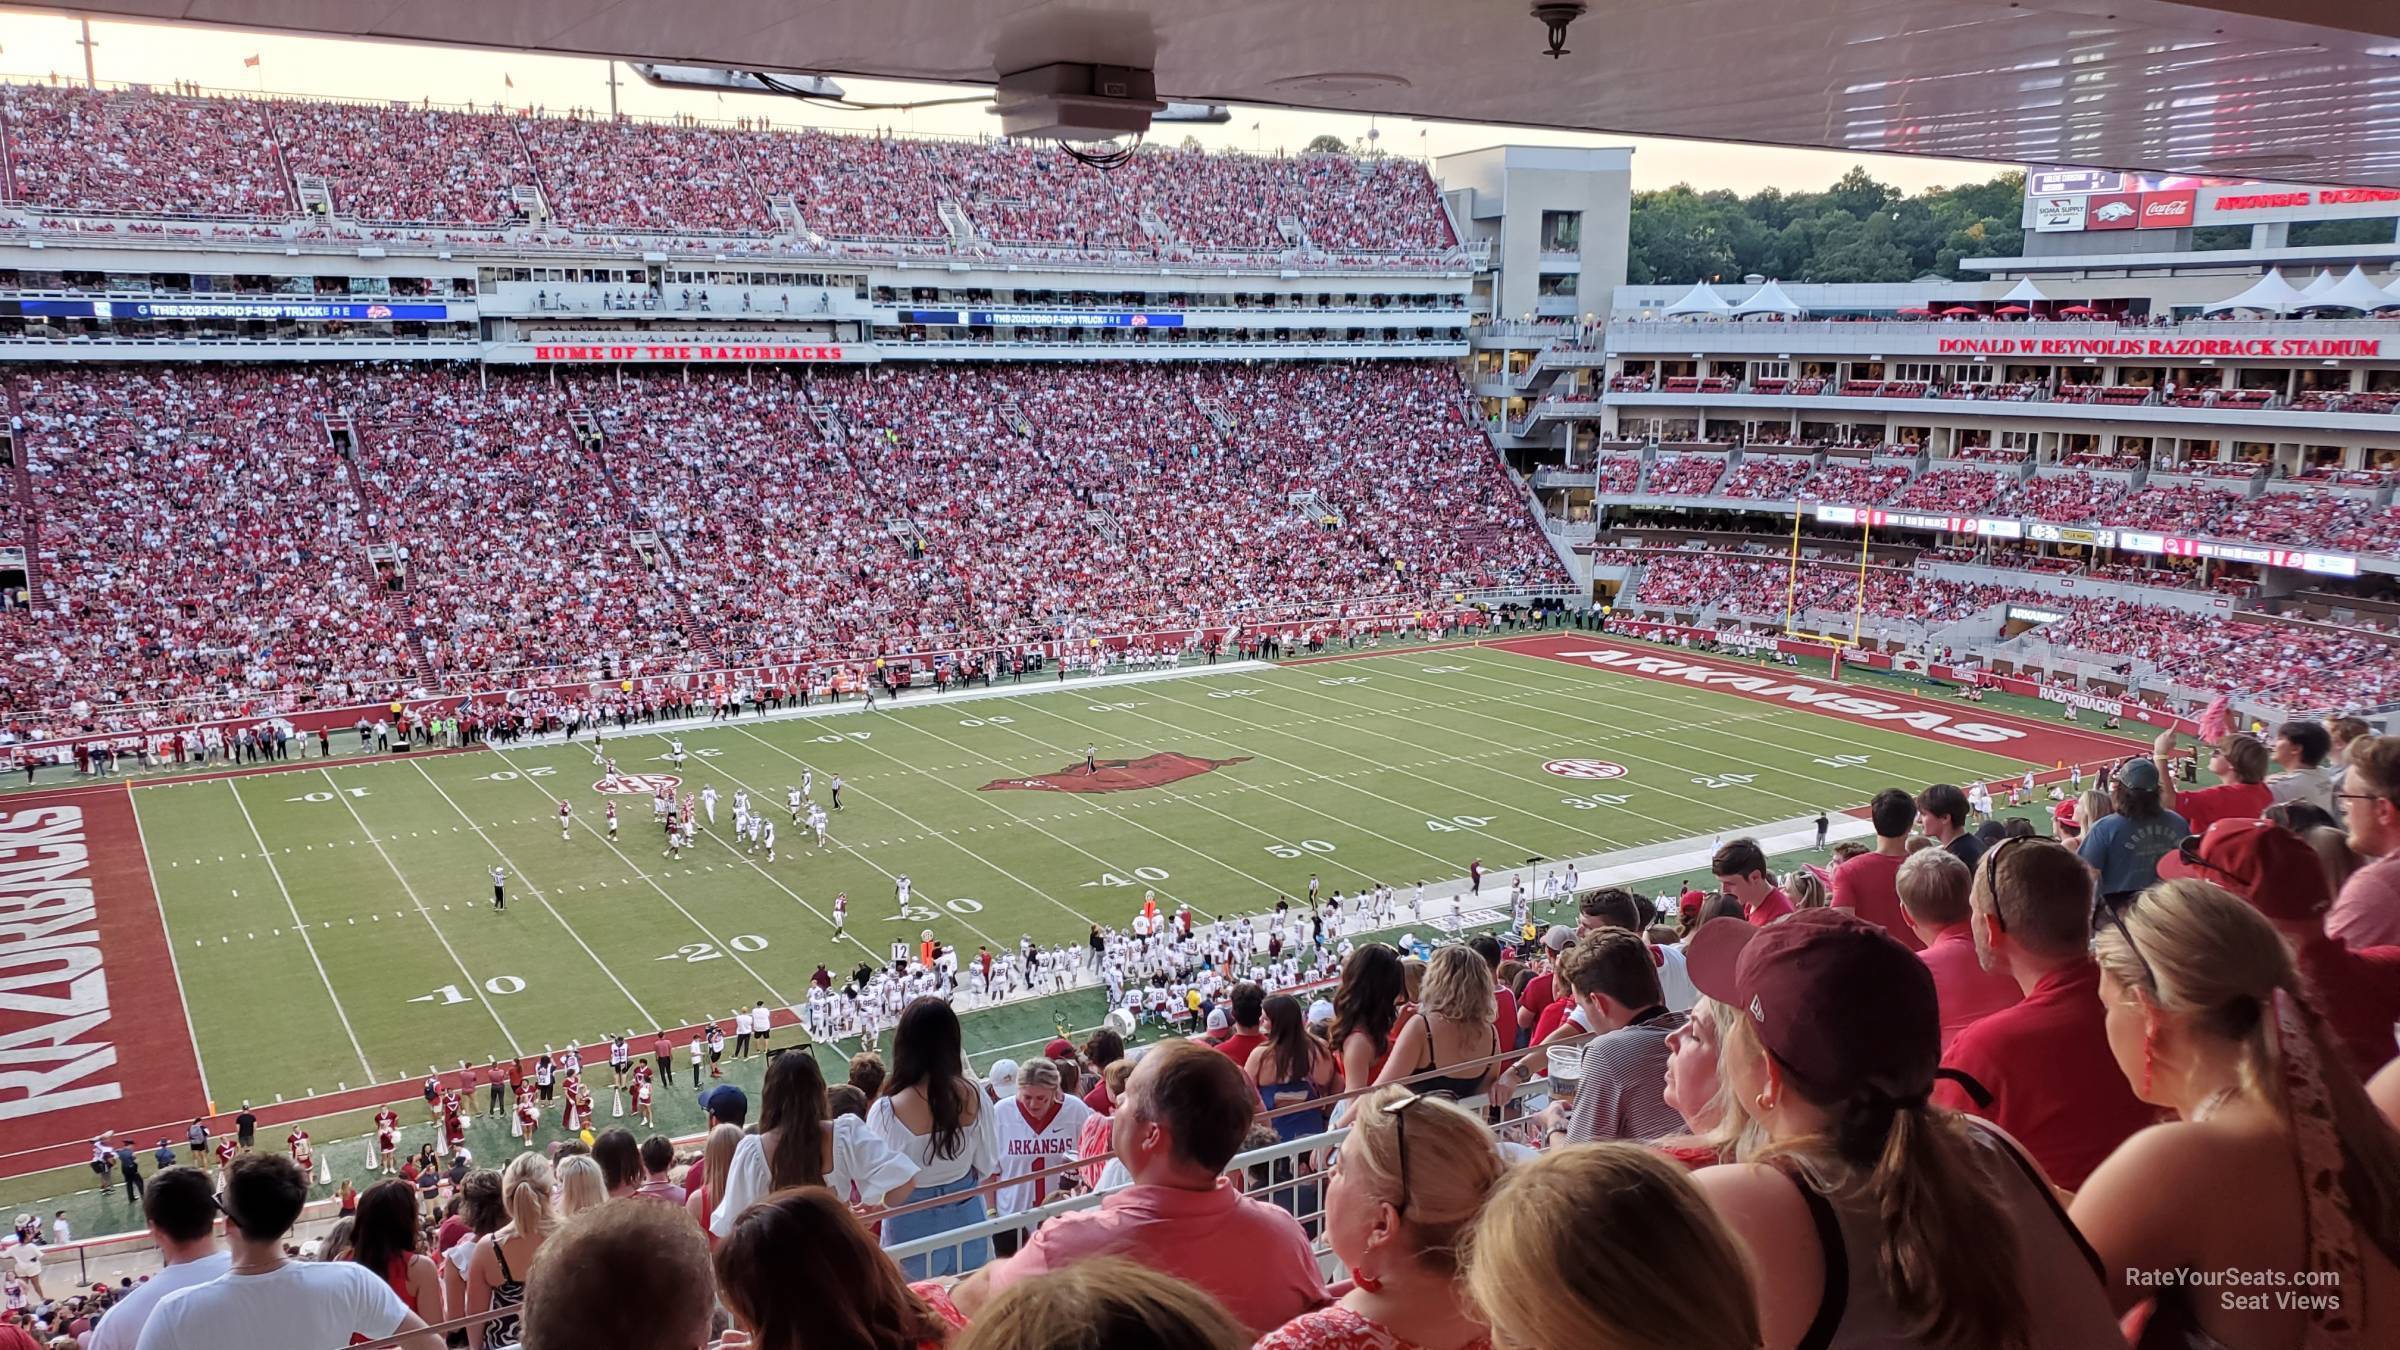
[2158,817,2400,1077]
[1685,907,1940,1106]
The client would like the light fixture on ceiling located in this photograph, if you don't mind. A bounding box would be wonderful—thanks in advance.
[1532,3,1586,60]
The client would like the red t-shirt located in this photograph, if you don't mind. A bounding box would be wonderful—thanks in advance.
[2173,781,2273,835]
[1744,888,1795,927]
[1493,984,1519,1053]
[1518,971,1559,1031]
[1831,850,1925,951]
[2295,934,2400,1080]
[1529,993,1576,1048]
[1917,925,2023,1050]
[1216,1031,1267,1066]
[1931,960,2157,1189]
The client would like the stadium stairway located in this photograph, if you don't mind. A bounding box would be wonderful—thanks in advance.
[565,402,726,670]
[1,384,45,611]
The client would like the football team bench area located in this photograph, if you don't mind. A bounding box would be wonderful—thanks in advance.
[0,633,2139,1178]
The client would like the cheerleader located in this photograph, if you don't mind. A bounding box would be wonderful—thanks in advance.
[374,1108,400,1175]
[512,1094,538,1140]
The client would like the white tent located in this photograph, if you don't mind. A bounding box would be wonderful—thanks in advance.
[2306,266,2400,312]
[2384,273,2400,308]
[1729,278,1804,318]
[1999,277,2052,305]
[2299,269,2342,300]
[2203,270,2311,315]
[1660,281,1733,318]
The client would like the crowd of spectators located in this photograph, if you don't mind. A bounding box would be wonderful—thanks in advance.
[1642,454,1729,496]
[2014,470,2133,523]
[1796,462,1911,505]
[0,84,1456,259]
[5,368,409,723]
[1629,552,2008,626]
[1711,454,1816,500]
[2113,483,2247,534]
[1888,467,2019,513]
[0,360,1565,724]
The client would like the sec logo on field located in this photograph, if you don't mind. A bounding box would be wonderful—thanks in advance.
[1543,759,1629,780]
[595,772,683,794]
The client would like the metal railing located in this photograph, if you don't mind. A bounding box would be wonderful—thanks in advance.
[340,1038,1576,1349]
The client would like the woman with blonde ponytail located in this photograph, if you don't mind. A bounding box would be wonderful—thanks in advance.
[1682,910,2120,1350]
[2074,875,2400,1348]
[466,1152,558,1348]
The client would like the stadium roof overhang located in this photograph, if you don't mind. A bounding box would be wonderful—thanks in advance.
[31,0,2400,187]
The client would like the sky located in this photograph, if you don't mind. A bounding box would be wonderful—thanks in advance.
[0,13,2011,197]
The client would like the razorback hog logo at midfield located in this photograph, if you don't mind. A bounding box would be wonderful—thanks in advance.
[981,752,1252,794]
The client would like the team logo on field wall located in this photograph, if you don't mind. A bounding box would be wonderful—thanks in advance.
[1543,759,1629,780]
[982,752,1252,794]
[1553,648,2027,746]
[594,773,683,794]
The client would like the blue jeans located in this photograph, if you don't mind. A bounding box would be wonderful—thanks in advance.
[882,1170,990,1279]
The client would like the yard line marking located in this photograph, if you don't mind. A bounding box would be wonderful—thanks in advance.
[1274,651,1847,817]
[976,703,1393,893]
[1447,649,1983,801]
[1186,672,1692,842]
[128,785,213,1108]
[871,715,1296,913]
[320,769,522,1056]
[1069,681,1564,863]
[479,749,793,1008]
[1058,688,1676,856]
[407,760,664,1027]
[224,780,376,1082]
[730,725,1110,930]
[625,735,922,961]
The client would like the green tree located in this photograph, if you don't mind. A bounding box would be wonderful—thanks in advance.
[1303,133,1349,156]
[1629,168,2034,282]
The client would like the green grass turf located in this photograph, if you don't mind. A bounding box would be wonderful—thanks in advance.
[131,640,2049,1112]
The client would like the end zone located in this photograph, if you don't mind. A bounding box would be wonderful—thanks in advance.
[0,787,207,1173]
[1491,635,2149,770]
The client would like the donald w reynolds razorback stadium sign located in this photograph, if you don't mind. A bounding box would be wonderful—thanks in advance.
[1935,336,2381,359]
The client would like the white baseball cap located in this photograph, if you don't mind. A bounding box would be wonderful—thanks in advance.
[987,1058,1020,1096]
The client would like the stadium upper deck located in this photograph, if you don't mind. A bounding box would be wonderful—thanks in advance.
[0,82,1461,266]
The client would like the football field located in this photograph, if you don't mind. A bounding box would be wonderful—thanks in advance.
[1,633,2141,1171]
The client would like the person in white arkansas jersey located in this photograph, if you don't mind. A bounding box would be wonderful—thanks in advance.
[988,1058,1093,1256]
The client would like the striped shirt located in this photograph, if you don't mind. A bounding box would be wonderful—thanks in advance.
[1564,1008,1688,1145]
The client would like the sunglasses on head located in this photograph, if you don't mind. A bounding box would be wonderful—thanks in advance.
[2090,890,2159,992]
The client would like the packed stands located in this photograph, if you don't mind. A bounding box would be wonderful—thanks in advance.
[9,368,404,716]
[1888,467,2018,513]
[0,361,1562,722]
[2037,600,2400,705]
[1590,454,1644,493]
[0,83,1458,261]
[2015,472,2132,522]
[1629,551,2008,625]
[1797,462,1910,505]
[2114,483,2246,534]
[278,104,526,226]
[1713,454,1817,499]
[1643,454,1729,496]
[0,85,292,218]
